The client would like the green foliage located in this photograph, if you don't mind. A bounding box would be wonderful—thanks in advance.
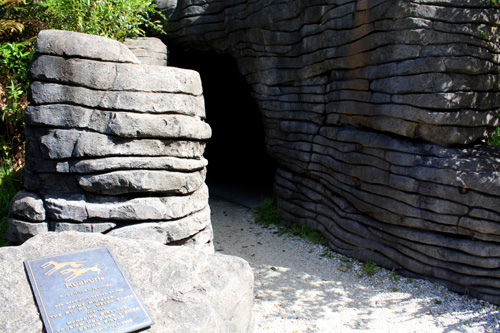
[319,248,336,259]
[361,261,379,277]
[254,198,326,245]
[41,0,166,41]
[253,198,282,226]
[0,41,32,167]
[0,0,48,43]
[389,270,401,282]
[0,42,32,84]
[281,222,326,245]
[489,127,500,147]
[339,255,354,271]
[1,0,48,169]
[0,160,23,247]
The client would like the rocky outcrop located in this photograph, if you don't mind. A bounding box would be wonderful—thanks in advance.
[158,0,500,304]
[0,231,254,332]
[7,30,213,252]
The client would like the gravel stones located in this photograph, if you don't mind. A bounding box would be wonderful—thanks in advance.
[8,30,212,251]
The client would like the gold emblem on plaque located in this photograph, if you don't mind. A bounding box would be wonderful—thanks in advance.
[40,261,86,275]
[41,261,103,281]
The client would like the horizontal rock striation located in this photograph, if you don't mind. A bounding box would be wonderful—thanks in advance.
[159,0,500,303]
[124,37,169,66]
[8,30,213,252]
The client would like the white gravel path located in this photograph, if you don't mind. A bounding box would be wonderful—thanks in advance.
[210,196,500,333]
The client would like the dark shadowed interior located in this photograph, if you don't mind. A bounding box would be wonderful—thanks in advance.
[168,48,276,207]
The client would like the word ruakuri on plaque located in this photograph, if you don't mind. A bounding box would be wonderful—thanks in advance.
[24,246,154,333]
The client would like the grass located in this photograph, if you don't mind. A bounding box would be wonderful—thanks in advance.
[389,270,401,282]
[253,198,282,227]
[320,248,336,259]
[361,261,379,276]
[253,198,326,245]
[0,160,23,246]
[279,223,327,245]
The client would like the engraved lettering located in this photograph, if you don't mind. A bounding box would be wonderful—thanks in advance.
[103,315,124,324]
[67,315,96,326]
[116,294,133,302]
[121,319,133,325]
[65,276,104,289]
[118,307,140,316]
[92,284,112,291]
[56,322,84,332]
[66,297,89,305]
[88,296,115,305]
[78,322,101,331]
[78,306,91,312]
[66,289,90,297]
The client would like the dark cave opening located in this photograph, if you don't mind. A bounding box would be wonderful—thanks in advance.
[168,48,276,206]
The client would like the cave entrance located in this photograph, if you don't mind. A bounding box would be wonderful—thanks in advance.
[169,48,275,208]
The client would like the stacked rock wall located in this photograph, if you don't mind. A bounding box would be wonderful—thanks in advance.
[158,0,500,303]
[7,30,213,253]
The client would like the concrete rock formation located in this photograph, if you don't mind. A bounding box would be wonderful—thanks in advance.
[7,30,213,252]
[158,1,500,304]
[0,231,254,332]
[124,37,169,66]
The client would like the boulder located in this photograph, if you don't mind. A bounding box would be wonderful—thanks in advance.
[0,231,254,332]
[8,190,46,222]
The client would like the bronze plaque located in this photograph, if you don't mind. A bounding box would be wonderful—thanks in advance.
[24,246,154,333]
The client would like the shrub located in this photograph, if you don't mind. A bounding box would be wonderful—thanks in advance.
[0,41,31,168]
[41,0,166,41]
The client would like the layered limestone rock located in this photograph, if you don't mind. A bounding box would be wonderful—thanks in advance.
[7,30,213,252]
[124,37,169,66]
[158,0,500,304]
